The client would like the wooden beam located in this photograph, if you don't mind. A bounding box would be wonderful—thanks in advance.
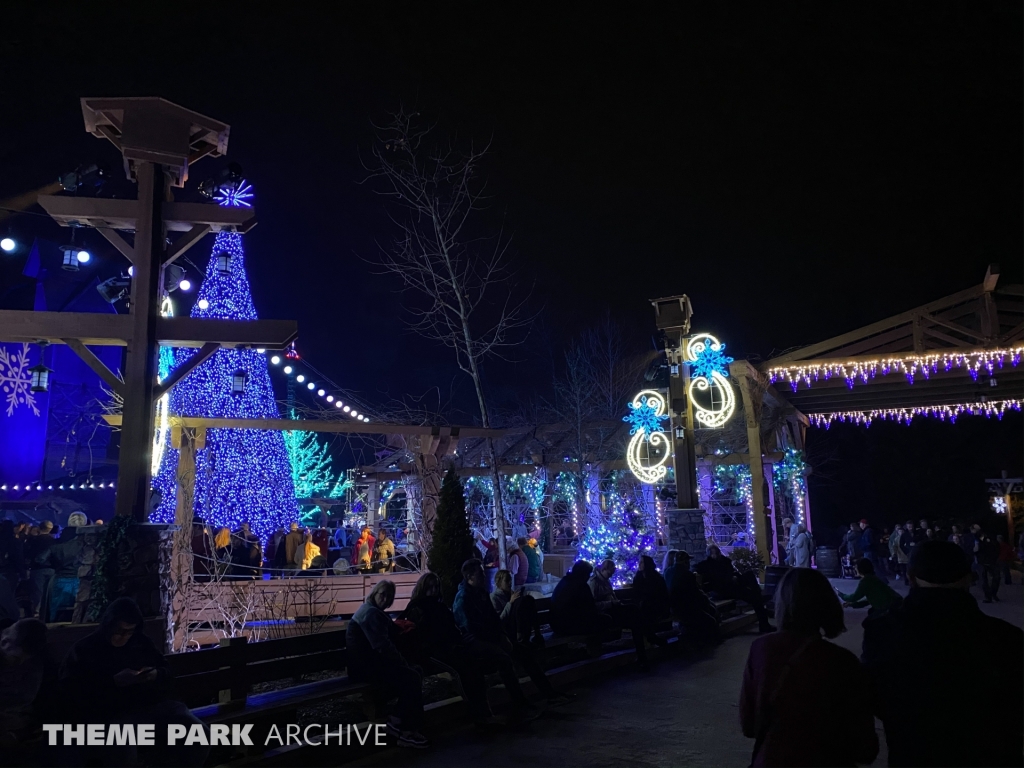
[62,338,124,395]
[0,311,299,350]
[0,310,132,345]
[165,224,211,266]
[102,414,512,439]
[97,227,136,264]
[921,326,973,348]
[983,264,1000,292]
[920,312,986,342]
[36,196,257,234]
[155,342,219,397]
[767,284,986,364]
[156,317,297,349]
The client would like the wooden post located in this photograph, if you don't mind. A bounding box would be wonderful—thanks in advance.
[217,635,249,707]
[736,368,772,570]
[115,162,165,521]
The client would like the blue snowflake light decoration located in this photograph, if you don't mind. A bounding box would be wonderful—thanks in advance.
[214,179,254,208]
[689,339,734,379]
[623,395,668,436]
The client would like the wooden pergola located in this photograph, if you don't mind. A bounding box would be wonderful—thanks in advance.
[762,265,1024,417]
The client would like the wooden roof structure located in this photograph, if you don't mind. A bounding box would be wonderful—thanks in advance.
[762,265,1024,415]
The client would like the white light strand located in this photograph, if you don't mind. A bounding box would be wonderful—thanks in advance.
[267,353,371,422]
[809,398,1023,428]
[768,346,1024,391]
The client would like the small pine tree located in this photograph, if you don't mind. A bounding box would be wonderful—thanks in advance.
[427,469,477,604]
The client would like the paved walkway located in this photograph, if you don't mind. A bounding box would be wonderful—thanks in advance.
[348,576,1023,768]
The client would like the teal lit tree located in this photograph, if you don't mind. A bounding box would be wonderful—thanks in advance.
[151,180,300,543]
[283,410,335,499]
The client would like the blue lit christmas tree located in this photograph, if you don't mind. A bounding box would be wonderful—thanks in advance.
[151,181,299,543]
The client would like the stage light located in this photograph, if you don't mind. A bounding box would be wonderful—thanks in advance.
[77,250,91,263]
[0,237,15,252]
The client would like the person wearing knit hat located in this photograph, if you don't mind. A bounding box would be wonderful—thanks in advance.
[862,540,1023,767]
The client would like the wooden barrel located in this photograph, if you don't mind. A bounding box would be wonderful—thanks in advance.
[815,547,842,578]
[763,565,789,599]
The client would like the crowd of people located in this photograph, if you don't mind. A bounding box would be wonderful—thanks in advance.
[1,506,1021,765]
[0,516,95,625]
[838,517,1023,601]
[741,540,1023,767]
[191,520,411,579]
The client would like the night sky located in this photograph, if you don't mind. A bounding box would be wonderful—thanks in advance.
[1,4,1021,535]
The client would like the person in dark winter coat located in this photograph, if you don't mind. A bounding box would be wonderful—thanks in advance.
[402,572,497,725]
[857,520,889,584]
[740,568,877,767]
[453,560,539,721]
[862,541,1023,767]
[59,597,209,766]
[695,546,772,633]
[552,560,651,668]
[666,551,719,643]
[347,580,428,748]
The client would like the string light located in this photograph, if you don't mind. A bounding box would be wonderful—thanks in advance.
[768,346,1024,391]
[624,389,670,484]
[810,398,1022,428]
[685,333,736,428]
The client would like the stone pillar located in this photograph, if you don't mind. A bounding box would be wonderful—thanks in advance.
[73,523,173,632]
[666,508,710,565]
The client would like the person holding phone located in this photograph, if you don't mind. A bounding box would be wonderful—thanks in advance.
[59,597,209,766]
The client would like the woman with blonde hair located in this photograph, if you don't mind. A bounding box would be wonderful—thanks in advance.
[213,528,232,575]
[295,531,320,571]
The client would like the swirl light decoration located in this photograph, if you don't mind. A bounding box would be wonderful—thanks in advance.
[623,389,671,484]
[685,334,736,428]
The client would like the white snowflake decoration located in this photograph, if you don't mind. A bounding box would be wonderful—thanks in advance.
[992,496,1008,515]
[0,343,40,417]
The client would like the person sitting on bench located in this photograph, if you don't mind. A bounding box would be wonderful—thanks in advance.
[59,597,209,767]
[694,546,772,634]
[453,560,541,722]
[489,570,572,706]
[347,581,428,749]
[401,572,499,726]
[551,561,651,670]
[667,551,720,644]
[591,559,669,651]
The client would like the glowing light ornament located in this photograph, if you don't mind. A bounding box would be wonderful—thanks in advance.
[767,345,1024,391]
[810,398,1022,428]
[624,390,670,484]
[992,496,1008,514]
[213,179,254,208]
[685,334,736,428]
[151,297,175,475]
